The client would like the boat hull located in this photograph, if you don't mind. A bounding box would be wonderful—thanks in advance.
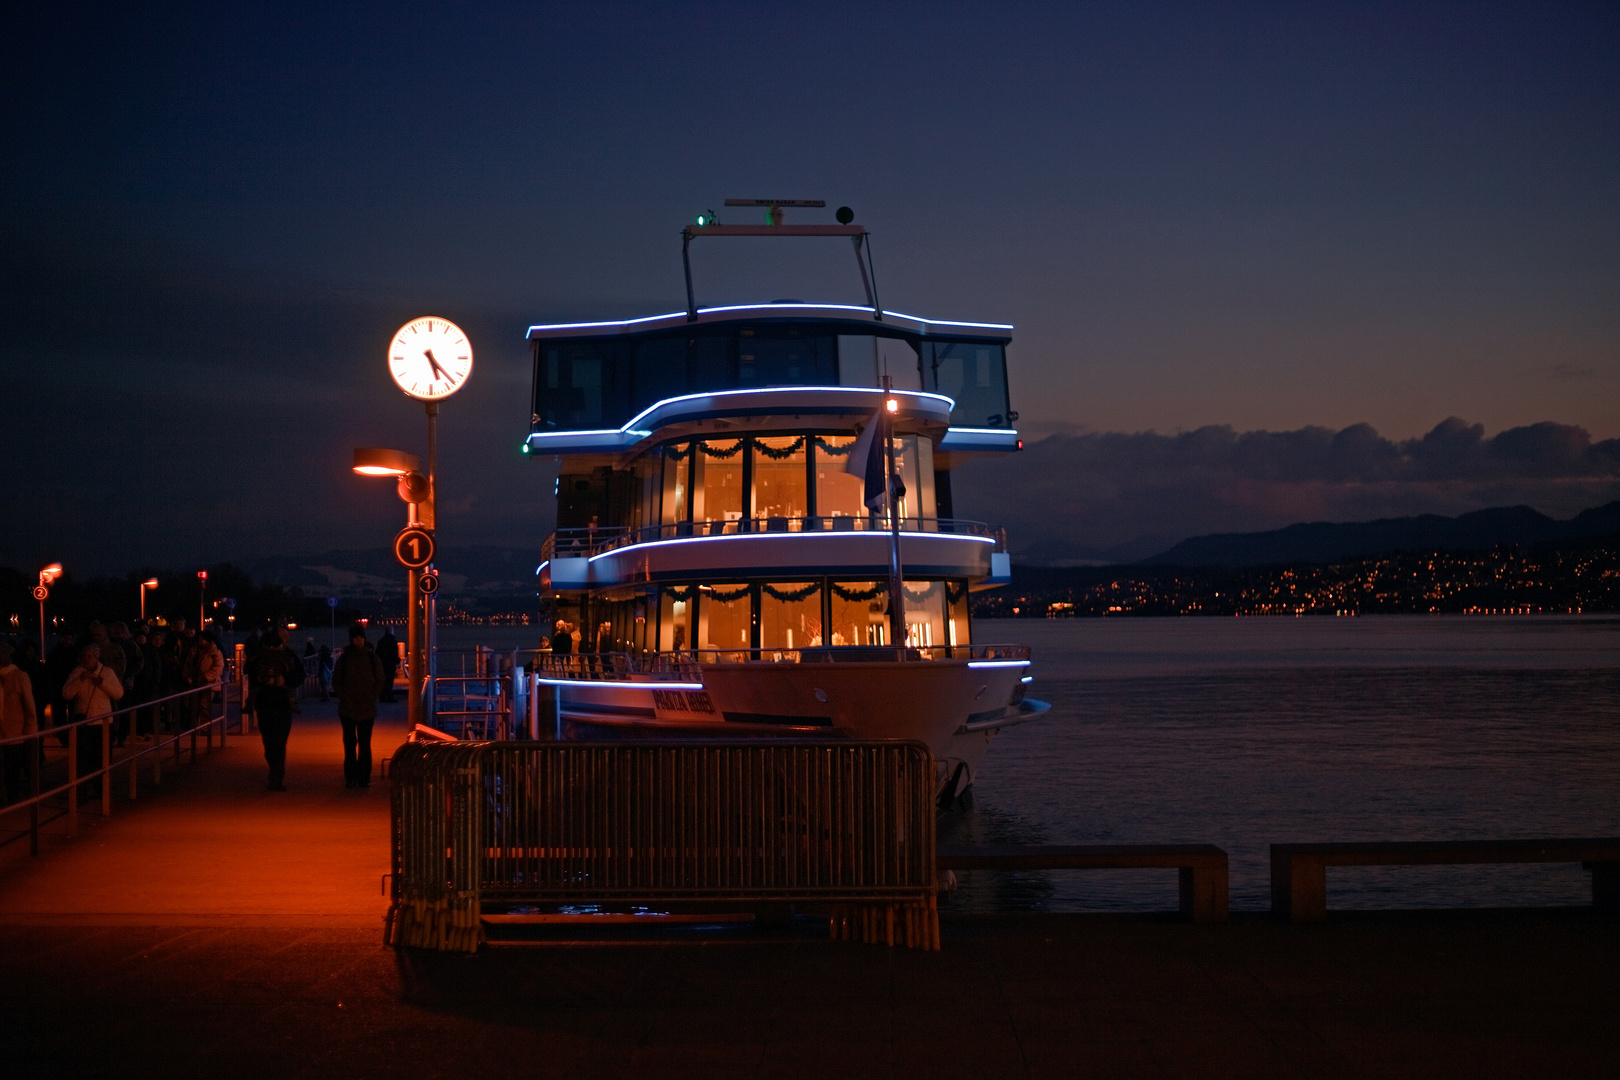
[549,659,1047,802]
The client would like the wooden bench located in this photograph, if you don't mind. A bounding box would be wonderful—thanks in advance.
[1271,838,1620,922]
[937,845,1229,923]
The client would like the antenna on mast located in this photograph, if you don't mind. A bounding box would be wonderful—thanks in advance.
[681,199,882,323]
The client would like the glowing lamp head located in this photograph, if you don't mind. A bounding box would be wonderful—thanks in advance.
[352,447,422,478]
[39,564,63,584]
[143,578,159,588]
[885,398,898,414]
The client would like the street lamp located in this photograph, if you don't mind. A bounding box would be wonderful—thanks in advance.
[36,563,62,669]
[197,570,208,632]
[352,447,430,730]
[140,578,159,621]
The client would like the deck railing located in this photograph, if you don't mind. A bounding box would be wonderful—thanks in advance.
[526,643,1030,683]
[544,516,1006,561]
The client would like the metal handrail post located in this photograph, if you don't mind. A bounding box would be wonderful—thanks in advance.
[66,724,77,836]
[29,732,40,855]
[100,718,111,817]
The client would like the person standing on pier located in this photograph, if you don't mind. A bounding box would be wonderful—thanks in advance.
[0,642,39,804]
[63,645,123,792]
[331,625,386,788]
[247,627,303,792]
[375,629,399,703]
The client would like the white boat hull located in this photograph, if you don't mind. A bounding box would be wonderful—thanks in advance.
[549,660,1048,804]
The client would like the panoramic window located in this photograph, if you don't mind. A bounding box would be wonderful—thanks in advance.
[813,435,867,523]
[947,580,970,647]
[661,443,690,525]
[698,585,752,652]
[692,439,745,531]
[659,588,692,652]
[900,580,945,649]
[828,581,889,647]
[753,436,808,527]
[759,582,822,651]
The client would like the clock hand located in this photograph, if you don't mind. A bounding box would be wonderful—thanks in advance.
[423,349,450,381]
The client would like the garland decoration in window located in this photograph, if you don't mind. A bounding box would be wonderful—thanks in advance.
[699,439,746,460]
[829,581,887,602]
[663,585,697,601]
[946,580,968,604]
[901,582,939,604]
[664,442,693,461]
[812,436,854,457]
[761,581,820,603]
[705,584,752,602]
[753,436,807,460]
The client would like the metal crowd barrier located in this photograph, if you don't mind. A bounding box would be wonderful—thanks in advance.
[0,680,230,856]
[387,740,939,952]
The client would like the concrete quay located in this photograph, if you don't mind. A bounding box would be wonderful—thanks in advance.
[1,703,1617,1078]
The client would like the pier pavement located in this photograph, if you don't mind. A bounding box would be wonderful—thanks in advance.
[1,703,1617,1079]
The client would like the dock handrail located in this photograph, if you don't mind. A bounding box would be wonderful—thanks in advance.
[0,681,231,856]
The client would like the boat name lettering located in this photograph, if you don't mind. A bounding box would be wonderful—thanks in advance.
[652,689,717,715]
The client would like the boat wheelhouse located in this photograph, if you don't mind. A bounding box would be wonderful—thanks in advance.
[525,208,1046,807]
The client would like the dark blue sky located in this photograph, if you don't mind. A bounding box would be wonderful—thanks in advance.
[4,2,1618,572]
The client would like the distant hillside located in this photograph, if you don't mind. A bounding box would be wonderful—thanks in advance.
[234,544,537,604]
[1143,501,1620,568]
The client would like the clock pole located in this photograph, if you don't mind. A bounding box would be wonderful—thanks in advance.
[421,402,438,719]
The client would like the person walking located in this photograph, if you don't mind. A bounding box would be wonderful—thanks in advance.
[247,627,303,791]
[62,644,123,800]
[0,642,39,805]
[331,625,386,788]
[375,629,399,703]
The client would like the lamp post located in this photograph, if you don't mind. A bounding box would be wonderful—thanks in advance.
[35,563,62,665]
[196,570,208,632]
[140,578,159,622]
[353,447,429,731]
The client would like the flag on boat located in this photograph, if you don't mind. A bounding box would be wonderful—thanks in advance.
[846,408,888,511]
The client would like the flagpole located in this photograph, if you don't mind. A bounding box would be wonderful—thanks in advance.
[882,376,906,651]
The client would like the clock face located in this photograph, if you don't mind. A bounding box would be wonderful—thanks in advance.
[388,317,473,401]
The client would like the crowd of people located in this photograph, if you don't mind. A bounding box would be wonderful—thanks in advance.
[0,618,228,804]
[0,618,403,803]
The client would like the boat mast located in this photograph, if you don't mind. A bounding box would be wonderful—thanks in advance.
[882,375,906,649]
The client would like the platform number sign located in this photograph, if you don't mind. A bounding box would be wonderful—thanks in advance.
[32,585,48,601]
[418,573,439,595]
[326,596,339,609]
[393,527,436,570]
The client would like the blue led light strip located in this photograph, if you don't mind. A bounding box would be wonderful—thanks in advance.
[585,529,996,563]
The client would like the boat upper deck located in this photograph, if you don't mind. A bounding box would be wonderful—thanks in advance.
[526,304,1020,456]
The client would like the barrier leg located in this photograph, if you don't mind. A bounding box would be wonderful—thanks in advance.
[1272,852,1327,922]
[29,735,40,856]
[1589,862,1619,911]
[1180,863,1229,923]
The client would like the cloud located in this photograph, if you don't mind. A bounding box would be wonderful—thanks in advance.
[950,419,1620,564]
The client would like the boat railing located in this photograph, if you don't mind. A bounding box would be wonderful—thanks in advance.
[544,517,1005,560]
[525,643,1031,682]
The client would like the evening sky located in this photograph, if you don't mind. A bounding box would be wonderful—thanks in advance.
[3,2,1617,572]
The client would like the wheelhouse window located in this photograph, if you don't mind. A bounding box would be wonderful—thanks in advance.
[737,328,837,387]
[924,341,1011,429]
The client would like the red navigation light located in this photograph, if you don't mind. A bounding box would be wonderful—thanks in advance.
[1016,439,1024,450]
[197,570,208,581]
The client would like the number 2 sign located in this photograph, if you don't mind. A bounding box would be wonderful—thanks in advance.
[393,527,435,570]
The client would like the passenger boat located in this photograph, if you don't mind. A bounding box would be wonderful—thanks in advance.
[525,201,1049,809]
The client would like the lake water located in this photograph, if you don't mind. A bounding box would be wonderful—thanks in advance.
[433,616,1620,913]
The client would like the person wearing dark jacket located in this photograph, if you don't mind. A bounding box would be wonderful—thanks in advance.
[247,627,304,791]
[374,630,399,703]
[331,625,387,788]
